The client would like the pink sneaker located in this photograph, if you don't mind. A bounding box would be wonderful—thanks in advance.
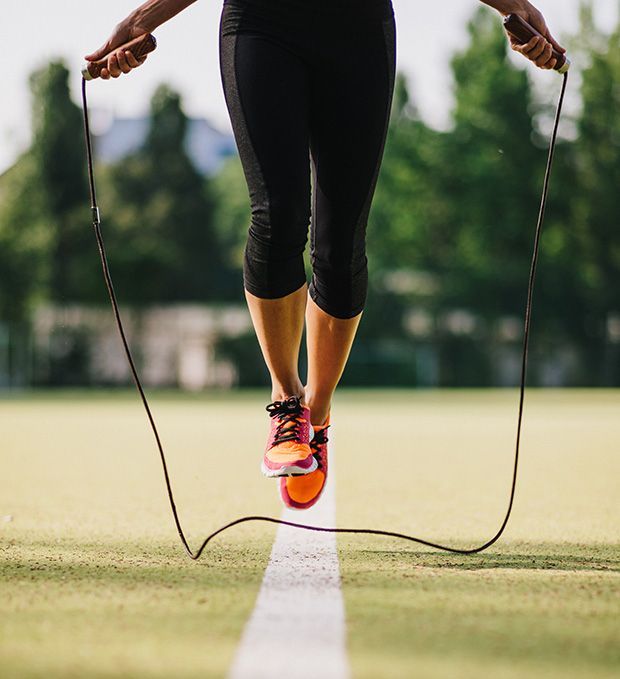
[261,396,317,478]
[279,416,330,510]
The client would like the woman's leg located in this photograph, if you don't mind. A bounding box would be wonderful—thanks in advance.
[220,9,319,476]
[220,20,312,403]
[304,11,397,424]
[304,298,361,426]
[246,284,307,402]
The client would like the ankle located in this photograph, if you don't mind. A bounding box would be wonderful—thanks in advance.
[309,406,330,427]
[304,390,331,426]
[271,381,305,404]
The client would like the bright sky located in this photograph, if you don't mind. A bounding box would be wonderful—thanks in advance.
[1,0,617,173]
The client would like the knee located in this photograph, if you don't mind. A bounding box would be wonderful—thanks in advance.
[249,194,309,251]
[243,195,310,299]
[309,254,368,319]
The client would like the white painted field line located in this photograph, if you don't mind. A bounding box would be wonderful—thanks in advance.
[229,435,349,679]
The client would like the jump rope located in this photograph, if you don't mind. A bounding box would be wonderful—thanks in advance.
[80,15,569,560]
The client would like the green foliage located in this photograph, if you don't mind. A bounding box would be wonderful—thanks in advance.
[211,155,251,271]
[1,4,619,386]
[568,14,620,382]
[367,5,619,385]
[0,155,49,321]
[0,61,92,321]
[29,62,88,216]
[445,7,544,316]
[99,84,226,303]
[573,20,620,307]
[369,110,451,276]
[29,61,91,303]
[371,7,545,318]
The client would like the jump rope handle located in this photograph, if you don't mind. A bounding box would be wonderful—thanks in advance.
[503,14,570,74]
[82,33,157,80]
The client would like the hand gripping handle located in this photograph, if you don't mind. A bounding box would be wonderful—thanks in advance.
[82,33,157,80]
[503,14,570,74]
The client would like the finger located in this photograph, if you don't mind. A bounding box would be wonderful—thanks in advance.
[125,51,147,69]
[535,42,554,68]
[116,49,132,74]
[527,37,547,60]
[100,68,110,80]
[85,42,111,61]
[527,11,566,55]
[513,36,539,55]
[543,28,566,54]
[544,57,557,71]
[125,50,141,68]
[108,54,122,78]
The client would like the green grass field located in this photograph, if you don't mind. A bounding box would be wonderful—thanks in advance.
[1,389,619,678]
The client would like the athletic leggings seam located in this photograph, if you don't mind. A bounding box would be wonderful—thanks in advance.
[222,27,309,299]
[308,14,396,319]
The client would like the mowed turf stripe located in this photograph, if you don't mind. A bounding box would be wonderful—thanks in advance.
[229,436,349,679]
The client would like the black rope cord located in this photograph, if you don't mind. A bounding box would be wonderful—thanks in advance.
[81,73,568,560]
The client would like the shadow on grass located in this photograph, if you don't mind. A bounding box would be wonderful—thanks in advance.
[340,540,620,572]
[3,537,619,587]
[0,536,274,587]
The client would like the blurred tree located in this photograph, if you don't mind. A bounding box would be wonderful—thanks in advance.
[29,61,93,302]
[0,60,92,320]
[101,84,225,303]
[211,154,250,296]
[369,73,451,276]
[367,8,572,385]
[445,6,544,318]
[1,3,618,387]
[0,155,48,321]
[568,5,620,382]
[352,73,442,383]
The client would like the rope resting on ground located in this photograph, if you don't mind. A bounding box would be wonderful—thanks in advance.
[81,72,568,560]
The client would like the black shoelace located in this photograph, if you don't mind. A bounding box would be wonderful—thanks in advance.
[266,396,308,446]
[310,426,329,468]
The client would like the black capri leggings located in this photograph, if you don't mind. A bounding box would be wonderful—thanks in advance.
[219,0,396,319]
